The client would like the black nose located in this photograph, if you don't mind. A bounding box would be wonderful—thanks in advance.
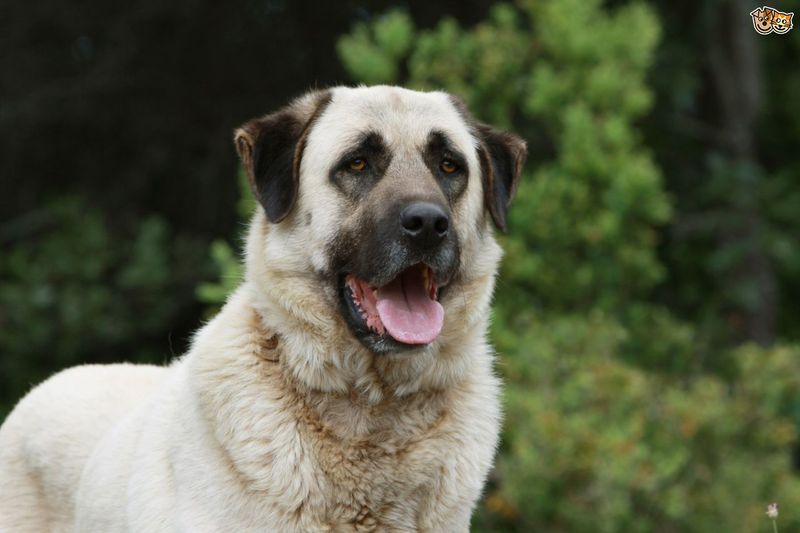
[400,202,449,248]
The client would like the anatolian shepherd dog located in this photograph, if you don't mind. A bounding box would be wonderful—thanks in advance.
[0,85,526,531]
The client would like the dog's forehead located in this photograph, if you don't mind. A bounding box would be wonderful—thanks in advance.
[311,86,476,153]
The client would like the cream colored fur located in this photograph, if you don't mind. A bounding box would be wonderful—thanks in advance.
[0,86,505,531]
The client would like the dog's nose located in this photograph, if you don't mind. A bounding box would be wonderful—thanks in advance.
[400,202,449,248]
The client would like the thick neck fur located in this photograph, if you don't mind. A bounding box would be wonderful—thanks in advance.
[189,296,453,444]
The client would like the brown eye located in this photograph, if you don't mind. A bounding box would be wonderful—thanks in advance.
[440,160,458,174]
[349,159,366,172]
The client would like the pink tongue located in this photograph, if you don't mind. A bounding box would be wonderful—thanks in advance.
[376,269,444,345]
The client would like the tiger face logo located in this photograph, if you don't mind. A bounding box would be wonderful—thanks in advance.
[772,10,794,33]
[751,6,794,34]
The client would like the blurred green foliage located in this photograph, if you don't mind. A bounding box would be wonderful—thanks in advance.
[195,169,255,315]
[490,318,800,531]
[332,1,800,530]
[0,198,212,417]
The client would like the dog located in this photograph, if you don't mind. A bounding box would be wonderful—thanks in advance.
[751,6,775,34]
[0,85,526,531]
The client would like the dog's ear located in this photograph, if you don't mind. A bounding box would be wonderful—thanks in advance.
[475,123,527,232]
[234,90,332,223]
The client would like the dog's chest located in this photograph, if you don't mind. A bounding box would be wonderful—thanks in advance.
[293,394,451,529]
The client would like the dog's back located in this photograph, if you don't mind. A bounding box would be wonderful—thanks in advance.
[0,364,166,531]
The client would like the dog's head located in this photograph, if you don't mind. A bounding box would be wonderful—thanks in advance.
[751,7,774,34]
[235,86,525,372]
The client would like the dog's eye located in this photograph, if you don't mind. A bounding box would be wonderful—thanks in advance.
[349,159,367,172]
[440,160,459,174]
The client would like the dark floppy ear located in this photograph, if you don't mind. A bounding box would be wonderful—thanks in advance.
[476,123,527,232]
[234,90,331,223]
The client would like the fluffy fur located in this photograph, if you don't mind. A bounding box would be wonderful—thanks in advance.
[0,86,525,531]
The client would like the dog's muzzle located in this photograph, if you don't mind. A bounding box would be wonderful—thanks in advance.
[335,199,459,353]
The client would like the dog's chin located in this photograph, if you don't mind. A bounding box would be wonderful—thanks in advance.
[337,264,448,355]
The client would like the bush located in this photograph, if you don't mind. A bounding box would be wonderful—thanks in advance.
[0,197,211,418]
[484,317,800,531]
[195,169,254,315]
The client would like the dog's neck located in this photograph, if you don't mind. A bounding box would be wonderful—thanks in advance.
[244,282,481,404]
[190,291,453,441]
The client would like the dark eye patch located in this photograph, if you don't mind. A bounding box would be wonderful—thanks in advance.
[422,130,469,202]
[330,131,392,198]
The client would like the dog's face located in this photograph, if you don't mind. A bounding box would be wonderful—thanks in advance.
[751,7,774,34]
[235,86,525,356]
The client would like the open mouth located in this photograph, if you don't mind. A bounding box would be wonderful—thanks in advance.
[342,263,444,347]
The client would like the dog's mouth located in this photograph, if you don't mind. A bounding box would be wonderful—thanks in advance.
[341,263,444,349]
